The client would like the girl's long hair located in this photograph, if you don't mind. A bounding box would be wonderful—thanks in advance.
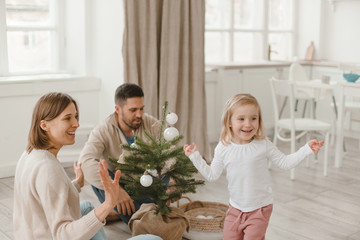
[220,94,265,145]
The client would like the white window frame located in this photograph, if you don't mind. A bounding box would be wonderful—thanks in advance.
[205,0,296,63]
[0,0,65,77]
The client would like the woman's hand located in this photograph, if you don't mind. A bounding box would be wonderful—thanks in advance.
[95,160,122,223]
[73,161,84,188]
[98,160,135,217]
[98,160,121,210]
[184,143,198,157]
[308,139,324,154]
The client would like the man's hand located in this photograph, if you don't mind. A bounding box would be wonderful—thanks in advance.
[117,187,136,216]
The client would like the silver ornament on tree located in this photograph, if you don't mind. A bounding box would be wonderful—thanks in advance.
[163,127,179,141]
[166,112,178,125]
[140,170,153,187]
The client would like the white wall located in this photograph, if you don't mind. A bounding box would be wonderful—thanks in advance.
[297,0,360,63]
[65,0,125,119]
[64,0,87,74]
[321,0,360,62]
[62,0,126,154]
[87,0,125,119]
[296,0,322,60]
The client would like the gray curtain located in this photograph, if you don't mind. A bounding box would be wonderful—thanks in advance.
[122,0,211,161]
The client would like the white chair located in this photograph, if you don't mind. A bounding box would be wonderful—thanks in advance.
[332,90,360,152]
[289,63,312,86]
[288,63,337,145]
[338,64,360,150]
[335,82,360,167]
[343,97,360,149]
[269,78,331,179]
[278,63,317,119]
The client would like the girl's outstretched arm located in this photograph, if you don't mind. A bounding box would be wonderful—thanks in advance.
[308,139,324,154]
[184,142,224,182]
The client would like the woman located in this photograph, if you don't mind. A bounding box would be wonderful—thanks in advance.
[13,92,120,240]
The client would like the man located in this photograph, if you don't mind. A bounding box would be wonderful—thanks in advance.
[79,83,159,223]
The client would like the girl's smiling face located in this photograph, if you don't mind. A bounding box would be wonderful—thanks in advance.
[40,102,79,156]
[229,103,259,144]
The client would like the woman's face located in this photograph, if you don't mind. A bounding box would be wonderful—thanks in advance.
[41,102,79,154]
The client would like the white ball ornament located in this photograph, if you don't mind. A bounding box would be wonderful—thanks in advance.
[163,127,179,141]
[130,143,138,149]
[166,112,178,125]
[140,172,153,187]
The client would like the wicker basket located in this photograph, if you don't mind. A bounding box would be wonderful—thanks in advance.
[178,196,228,233]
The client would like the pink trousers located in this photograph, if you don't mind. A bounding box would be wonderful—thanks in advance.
[223,204,273,240]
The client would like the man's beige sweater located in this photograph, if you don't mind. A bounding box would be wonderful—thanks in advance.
[79,112,159,189]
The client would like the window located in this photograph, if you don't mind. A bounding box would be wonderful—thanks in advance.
[205,0,295,63]
[0,0,62,76]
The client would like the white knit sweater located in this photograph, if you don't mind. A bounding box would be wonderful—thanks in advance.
[13,149,104,240]
[189,138,313,212]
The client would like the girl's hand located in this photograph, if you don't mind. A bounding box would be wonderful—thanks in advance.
[184,143,198,157]
[98,160,121,210]
[308,139,324,154]
[73,161,84,188]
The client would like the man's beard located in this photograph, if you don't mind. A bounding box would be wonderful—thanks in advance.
[122,113,142,130]
[124,119,142,130]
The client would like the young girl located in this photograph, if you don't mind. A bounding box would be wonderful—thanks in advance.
[184,94,324,240]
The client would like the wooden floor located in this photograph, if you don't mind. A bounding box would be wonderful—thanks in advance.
[1,138,360,240]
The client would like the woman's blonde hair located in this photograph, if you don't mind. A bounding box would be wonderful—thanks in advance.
[220,93,265,145]
[27,92,79,153]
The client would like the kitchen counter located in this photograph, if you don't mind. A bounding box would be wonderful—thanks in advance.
[206,60,341,71]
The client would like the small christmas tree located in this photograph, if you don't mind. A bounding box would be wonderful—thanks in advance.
[109,101,204,215]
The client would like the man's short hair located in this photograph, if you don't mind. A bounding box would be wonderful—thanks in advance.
[115,83,144,106]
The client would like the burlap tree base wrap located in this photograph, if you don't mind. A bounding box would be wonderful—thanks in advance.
[129,203,190,240]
